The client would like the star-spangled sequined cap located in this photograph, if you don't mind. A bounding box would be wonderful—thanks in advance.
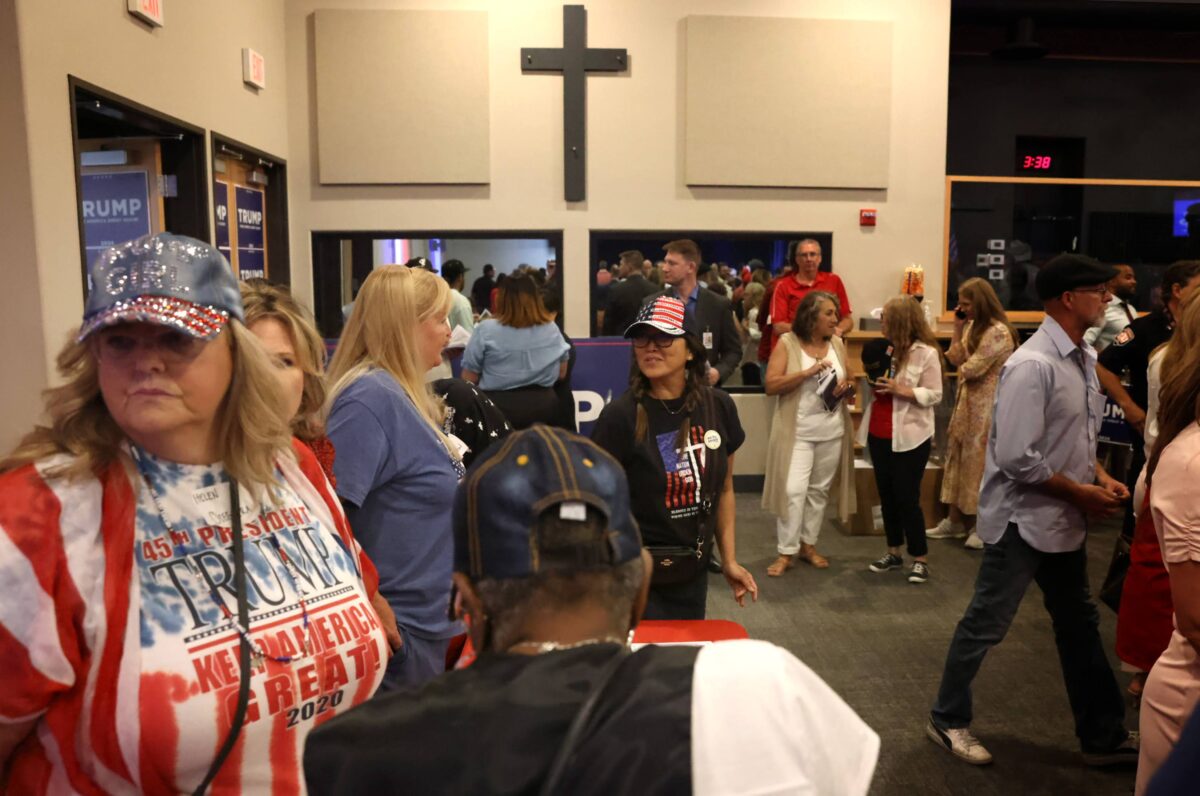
[77,232,245,342]
[623,294,698,338]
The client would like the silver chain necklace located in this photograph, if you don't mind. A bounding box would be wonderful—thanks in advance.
[656,397,686,415]
[508,634,630,654]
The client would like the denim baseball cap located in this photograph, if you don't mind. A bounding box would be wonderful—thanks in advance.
[454,425,643,580]
[78,232,244,342]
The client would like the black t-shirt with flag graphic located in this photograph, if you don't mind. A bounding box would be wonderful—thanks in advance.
[590,388,744,548]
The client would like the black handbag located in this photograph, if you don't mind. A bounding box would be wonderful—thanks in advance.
[646,540,706,584]
[1099,532,1132,612]
[644,390,723,587]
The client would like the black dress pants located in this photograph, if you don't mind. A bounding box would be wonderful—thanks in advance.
[868,435,932,557]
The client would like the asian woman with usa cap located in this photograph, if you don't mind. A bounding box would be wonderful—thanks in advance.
[590,295,758,620]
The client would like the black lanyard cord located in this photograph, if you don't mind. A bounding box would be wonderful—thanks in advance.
[192,478,252,796]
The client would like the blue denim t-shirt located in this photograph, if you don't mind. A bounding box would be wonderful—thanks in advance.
[461,320,569,390]
[327,369,461,639]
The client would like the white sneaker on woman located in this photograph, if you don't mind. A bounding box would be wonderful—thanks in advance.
[963,532,984,550]
[926,518,966,539]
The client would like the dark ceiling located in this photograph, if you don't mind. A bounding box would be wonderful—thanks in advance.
[952,0,1200,62]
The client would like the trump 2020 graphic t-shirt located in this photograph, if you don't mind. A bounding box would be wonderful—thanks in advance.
[131,448,387,794]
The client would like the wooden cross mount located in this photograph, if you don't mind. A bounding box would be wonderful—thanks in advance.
[522,4,628,202]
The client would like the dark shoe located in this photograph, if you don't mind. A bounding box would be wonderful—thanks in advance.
[868,553,903,573]
[926,717,993,765]
[908,561,930,584]
[1082,732,1139,767]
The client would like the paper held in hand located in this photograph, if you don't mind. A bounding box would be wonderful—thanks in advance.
[817,367,844,412]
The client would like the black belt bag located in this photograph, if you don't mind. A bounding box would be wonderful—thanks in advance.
[646,537,706,585]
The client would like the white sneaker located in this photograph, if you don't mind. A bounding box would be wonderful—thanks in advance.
[963,532,984,550]
[926,518,966,539]
[926,718,993,765]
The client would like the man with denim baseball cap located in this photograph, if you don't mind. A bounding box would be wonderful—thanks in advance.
[305,426,879,795]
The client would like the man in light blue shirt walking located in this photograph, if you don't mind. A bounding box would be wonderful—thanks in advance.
[926,254,1137,767]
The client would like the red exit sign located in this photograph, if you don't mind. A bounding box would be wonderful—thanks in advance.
[243,48,266,90]
[127,0,164,27]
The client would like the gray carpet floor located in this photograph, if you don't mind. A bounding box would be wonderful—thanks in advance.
[705,497,1138,796]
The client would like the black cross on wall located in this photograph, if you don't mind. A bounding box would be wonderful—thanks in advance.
[522,5,627,202]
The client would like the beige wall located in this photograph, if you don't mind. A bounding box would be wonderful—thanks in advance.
[285,0,951,339]
[3,0,950,451]
[2,0,290,451]
[0,1,46,455]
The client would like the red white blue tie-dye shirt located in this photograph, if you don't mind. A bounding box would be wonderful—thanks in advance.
[0,441,387,794]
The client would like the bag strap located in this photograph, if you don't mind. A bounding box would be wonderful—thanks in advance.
[538,649,631,796]
[699,388,723,508]
[192,480,253,796]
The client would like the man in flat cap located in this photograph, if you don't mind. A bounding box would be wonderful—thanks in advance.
[926,254,1137,767]
[305,426,879,795]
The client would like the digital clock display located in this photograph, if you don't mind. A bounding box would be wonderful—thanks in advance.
[1021,155,1053,170]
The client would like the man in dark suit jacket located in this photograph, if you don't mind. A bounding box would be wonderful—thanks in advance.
[644,239,742,386]
[602,249,660,336]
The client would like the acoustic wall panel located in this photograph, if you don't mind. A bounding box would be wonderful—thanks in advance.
[314,9,489,184]
[684,16,892,189]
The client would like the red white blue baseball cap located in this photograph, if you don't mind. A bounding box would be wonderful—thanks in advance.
[624,295,698,339]
[78,233,245,342]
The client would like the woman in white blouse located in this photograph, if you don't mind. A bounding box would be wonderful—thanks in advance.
[861,296,944,585]
[762,292,856,576]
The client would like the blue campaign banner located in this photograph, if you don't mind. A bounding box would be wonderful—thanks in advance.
[81,172,152,256]
[234,186,265,279]
[570,337,633,436]
[1100,396,1132,447]
[214,181,231,257]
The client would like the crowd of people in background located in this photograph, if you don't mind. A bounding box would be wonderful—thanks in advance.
[3,230,1200,794]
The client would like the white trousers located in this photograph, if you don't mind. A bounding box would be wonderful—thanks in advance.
[775,436,843,554]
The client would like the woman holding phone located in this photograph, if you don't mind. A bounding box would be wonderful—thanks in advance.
[861,296,944,584]
[927,278,1018,549]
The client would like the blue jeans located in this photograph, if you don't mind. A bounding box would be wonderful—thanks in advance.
[931,523,1127,752]
[379,625,451,692]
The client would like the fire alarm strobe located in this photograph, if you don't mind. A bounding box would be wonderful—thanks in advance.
[860,209,877,227]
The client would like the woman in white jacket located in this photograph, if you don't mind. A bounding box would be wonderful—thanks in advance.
[862,296,944,584]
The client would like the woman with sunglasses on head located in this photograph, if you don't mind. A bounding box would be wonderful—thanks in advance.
[0,234,388,795]
[591,296,758,619]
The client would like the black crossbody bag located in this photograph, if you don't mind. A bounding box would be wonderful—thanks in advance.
[645,390,725,585]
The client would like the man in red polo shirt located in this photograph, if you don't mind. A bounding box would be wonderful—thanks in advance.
[768,239,853,353]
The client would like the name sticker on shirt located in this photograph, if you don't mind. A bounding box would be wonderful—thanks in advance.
[191,482,260,527]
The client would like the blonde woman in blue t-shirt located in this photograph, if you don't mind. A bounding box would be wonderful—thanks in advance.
[325,265,466,690]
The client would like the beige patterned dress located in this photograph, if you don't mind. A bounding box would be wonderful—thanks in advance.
[941,321,1015,514]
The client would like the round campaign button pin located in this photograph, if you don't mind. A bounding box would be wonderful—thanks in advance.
[704,429,721,450]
